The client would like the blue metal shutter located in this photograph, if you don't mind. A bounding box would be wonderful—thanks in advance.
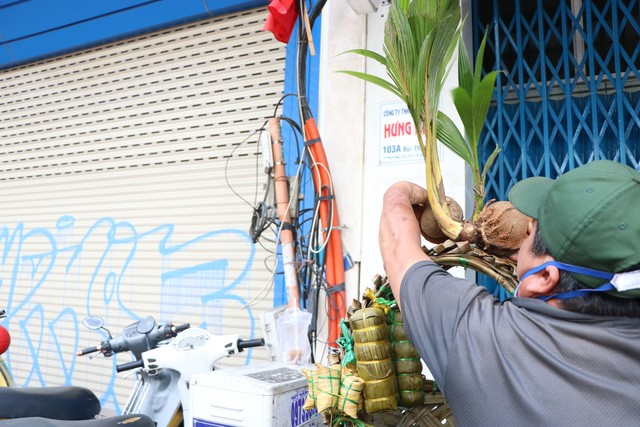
[472,0,639,298]
[474,0,640,199]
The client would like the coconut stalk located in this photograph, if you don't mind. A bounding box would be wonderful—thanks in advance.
[341,0,529,254]
[388,0,465,241]
[341,0,470,240]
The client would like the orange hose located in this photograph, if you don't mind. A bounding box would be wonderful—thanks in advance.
[304,118,346,348]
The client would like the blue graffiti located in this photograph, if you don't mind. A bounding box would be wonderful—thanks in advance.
[0,216,258,413]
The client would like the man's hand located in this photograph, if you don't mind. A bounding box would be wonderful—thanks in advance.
[379,181,431,309]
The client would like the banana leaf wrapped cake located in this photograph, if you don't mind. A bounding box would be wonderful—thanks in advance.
[390,309,425,407]
[350,306,399,413]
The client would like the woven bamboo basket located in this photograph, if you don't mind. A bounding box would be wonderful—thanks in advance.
[425,240,518,293]
[362,380,455,427]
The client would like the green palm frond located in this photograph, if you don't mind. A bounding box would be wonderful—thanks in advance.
[340,49,387,67]
[342,1,503,239]
[337,70,403,99]
[450,28,500,219]
[436,112,472,166]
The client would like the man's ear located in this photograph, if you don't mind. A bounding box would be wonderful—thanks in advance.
[528,265,560,297]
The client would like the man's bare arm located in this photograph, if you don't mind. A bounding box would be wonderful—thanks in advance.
[379,181,430,309]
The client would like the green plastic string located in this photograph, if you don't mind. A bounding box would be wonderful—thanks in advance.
[374,296,395,309]
[458,256,469,269]
[378,283,394,301]
[331,414,368,427]
[337,319,356,366]
[395,357,420,362]
[308,376,317,403]
[391,336,408,347]
[396,372,422,378]
[338,376,361,411]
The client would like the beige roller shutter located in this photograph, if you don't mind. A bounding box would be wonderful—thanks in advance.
[0,7,284,412]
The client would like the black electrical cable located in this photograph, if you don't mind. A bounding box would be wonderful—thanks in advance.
[224,123,271,211]
[296,0,327,120]
[278,116,304,162]
[308,0,326,27]
[296,0,310,119]
[273,93,299,117]
[279,115,304,139]
[280,0,328,360]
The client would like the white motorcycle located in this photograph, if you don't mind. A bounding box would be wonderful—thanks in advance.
[78,316,265,427]
[0,310,154,427]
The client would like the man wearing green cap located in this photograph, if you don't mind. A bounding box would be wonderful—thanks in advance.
[379,160,640,426]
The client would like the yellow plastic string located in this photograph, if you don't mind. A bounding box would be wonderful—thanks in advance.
[363,289,395,316]
[353,338,389,346]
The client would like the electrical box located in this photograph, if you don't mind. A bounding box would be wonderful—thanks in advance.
[346,0,382,14]
[190,363,320,427]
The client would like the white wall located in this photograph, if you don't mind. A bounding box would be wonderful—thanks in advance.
[320,1,469,302]
[317,1,368,304]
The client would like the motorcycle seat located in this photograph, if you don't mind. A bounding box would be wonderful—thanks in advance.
[0,386,100,420]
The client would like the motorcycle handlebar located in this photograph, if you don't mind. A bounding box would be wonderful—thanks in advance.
[76,345,101,356]
[173,323,190,333]
[237,338,265,351]
[154,322,190,341]
[81,321,190,358]
[116,359,144,373]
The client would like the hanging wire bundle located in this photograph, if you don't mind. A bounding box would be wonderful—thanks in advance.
[231,0,345,364]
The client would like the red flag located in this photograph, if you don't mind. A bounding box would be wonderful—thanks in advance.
[263,0,298,43]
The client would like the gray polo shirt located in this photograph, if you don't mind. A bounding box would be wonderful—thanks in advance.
[400,260,640,427]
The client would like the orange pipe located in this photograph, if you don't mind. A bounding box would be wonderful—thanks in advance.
[304,118,346,347]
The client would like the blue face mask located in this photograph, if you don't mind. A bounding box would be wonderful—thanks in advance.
[514,261,616,300]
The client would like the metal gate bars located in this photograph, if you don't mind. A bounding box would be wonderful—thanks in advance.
[473,0,640,200]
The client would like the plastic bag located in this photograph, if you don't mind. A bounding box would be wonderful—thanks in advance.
[276,307,312,364]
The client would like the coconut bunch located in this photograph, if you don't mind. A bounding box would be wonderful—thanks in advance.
[343,0,530,256]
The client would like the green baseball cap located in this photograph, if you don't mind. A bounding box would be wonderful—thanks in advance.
[508,160,640,298]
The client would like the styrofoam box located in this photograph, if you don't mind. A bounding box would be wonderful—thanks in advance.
[190,363,320,427]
